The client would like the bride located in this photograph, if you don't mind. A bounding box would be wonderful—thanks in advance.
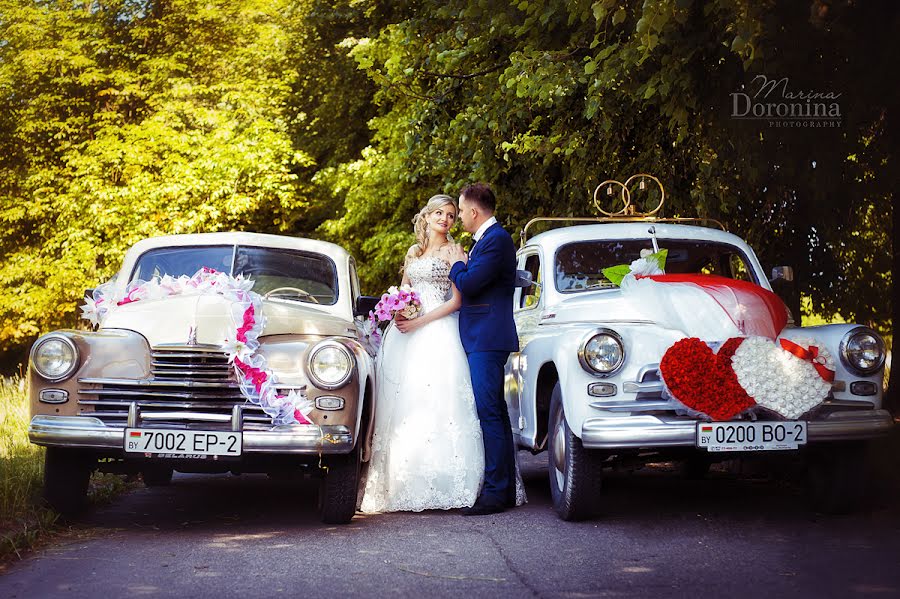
[359,194,524,513]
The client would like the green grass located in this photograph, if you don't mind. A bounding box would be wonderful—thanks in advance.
[0,376,130,562]
[0,376,54,560]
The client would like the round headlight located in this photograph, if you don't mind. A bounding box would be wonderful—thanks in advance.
[31,335,79,381]
[840,328,885,375]
[578,330,625,375]
[307,342,354,389]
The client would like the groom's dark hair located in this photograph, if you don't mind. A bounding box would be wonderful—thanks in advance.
[460,183,496,214]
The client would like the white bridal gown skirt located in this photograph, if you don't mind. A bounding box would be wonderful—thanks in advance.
[359,312,486,513]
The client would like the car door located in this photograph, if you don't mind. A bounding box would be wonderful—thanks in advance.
[509,250,543,447]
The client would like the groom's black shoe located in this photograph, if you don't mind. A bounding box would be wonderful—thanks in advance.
[462,497,505,516]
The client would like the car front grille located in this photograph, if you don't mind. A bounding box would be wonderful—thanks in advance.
[77,345,302,430]
[151,346,234,382]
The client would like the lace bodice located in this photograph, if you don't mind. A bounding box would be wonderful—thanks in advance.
[406,256,452,312]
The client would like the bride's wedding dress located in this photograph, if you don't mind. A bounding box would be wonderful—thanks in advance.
[360,256,525,513]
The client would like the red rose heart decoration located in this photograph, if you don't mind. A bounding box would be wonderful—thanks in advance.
[659,337,755,421]
[716,336,746,370]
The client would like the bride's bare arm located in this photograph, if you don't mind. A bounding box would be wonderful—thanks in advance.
[400,244,418,287]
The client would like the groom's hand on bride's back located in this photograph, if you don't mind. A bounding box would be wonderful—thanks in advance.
[448,243,468,265]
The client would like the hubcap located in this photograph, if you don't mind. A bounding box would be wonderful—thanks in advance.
[552,407,567,490]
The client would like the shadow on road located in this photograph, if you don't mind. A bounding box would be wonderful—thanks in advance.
[77,427,900,533]
[3,431,897,599]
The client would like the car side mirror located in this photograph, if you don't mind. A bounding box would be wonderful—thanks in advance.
[354,295,380,317]
[515,269,538,288]
[770,266,794,283]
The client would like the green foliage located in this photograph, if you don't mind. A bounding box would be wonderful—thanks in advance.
[324,0,753,280]
[0,0,312,351]
[283,0,385,233]
[323,0,895,331]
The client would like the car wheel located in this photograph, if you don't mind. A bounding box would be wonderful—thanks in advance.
[548,382,603,521]
[318,442,361,524]
[141,464,174,487]
[807,441,868,514]
[43,447,96,516]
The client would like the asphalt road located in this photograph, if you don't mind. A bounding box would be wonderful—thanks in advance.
[2,443,899,599]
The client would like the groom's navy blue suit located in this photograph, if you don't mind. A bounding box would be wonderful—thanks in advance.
[449,222,519,507]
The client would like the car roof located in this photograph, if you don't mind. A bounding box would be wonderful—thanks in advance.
[123,232,351,263]
[523,222,750,252]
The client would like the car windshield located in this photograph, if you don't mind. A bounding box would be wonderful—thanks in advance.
[555,239,757,293]
[131,245,339,305]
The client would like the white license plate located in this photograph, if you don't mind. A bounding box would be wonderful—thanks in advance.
[125,428,242,457]
[697,421,807,452]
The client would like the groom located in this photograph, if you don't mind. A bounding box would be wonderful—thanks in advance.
[448,183,519,516]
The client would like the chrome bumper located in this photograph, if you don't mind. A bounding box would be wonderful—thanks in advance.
[28,415,354,454]
[580,410,895,449]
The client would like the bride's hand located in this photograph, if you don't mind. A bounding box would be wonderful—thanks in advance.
[394,314,424,334]
[447,243,468,265]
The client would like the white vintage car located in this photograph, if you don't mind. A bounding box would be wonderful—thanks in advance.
[28,232,378,524]
[507,215,892,520]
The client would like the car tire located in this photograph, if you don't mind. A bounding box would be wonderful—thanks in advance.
[318,442,361,525]
[548,382,603,521]
[43,447,96,516]
[807,441,868,514]
[141,464,174,487]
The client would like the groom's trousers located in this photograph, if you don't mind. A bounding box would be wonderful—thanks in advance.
[467,350,516,507]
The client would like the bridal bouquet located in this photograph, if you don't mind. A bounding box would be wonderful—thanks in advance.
[360,285,422,354]
[370,284,422,323]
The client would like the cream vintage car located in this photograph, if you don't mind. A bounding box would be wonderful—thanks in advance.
[507,178,892,520]
[27,232,378,524]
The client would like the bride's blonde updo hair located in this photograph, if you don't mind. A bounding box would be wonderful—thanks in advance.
[404,193,458,269]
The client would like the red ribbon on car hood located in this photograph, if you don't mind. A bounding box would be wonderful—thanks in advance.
[778,338,836,382]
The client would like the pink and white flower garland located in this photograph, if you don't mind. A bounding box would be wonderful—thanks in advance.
[81,268,314,426]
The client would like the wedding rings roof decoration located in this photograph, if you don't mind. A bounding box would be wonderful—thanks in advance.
[519,174,726,245]
[593,174,665,217]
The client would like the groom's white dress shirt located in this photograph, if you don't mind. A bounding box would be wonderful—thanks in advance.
[473,216,497,245]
